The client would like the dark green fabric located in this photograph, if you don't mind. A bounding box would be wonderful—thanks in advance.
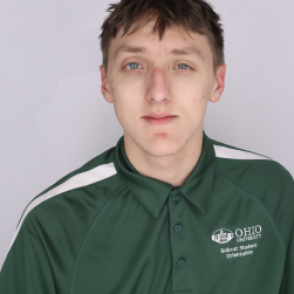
[0,132,293,294]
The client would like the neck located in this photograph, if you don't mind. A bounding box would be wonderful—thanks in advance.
[124,130,203,187]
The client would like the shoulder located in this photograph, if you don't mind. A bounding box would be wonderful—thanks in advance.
[210,137,294,192]
[209,137,294,243]
[209,137,294,220]
[10,145,123,250]
[29,145,120,214]
[208,136,294,247]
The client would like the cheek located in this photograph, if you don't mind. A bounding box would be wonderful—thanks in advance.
[188,90,207,106]
[173,79,206,101]
[193,94,205,103]
[198,93,206,103]
[112,93,139,127]
[113,102,132,131]
[110,80,115,93]
[189,91,208,122]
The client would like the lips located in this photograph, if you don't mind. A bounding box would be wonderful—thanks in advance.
[142,115,177,125]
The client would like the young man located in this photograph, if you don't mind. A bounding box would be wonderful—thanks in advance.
[0,0,293,293]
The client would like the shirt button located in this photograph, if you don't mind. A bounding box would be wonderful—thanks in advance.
[174,224,183,234]
[177,259,185,267]
[172,193,180,203]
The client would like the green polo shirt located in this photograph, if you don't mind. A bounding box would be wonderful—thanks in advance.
[0,132,293,294]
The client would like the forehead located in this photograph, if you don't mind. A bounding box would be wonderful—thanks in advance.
[109,21,212,64]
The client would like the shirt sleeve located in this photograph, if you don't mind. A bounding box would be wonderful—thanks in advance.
[279,228,294,294]
[0,212,56,294]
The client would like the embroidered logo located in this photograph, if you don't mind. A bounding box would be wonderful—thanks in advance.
[212,225,263,259]
[211,228,234,244]
[212,225,262,245]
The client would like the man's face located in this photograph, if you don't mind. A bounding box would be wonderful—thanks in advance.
[100,20,226,158]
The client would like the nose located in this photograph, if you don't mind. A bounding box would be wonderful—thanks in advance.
[146,67,171,103]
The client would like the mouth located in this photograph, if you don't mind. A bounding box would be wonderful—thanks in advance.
[142,115,177,125]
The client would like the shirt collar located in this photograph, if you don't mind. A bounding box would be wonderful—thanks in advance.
[113,131,216,218]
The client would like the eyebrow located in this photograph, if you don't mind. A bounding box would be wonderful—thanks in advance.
[113,45,205,63]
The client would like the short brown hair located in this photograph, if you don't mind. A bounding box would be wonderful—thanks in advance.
[98,0,225,76]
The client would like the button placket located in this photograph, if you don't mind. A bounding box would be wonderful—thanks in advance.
[169,190,191,291]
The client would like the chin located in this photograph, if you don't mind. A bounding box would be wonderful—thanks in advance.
[141,138,184,157]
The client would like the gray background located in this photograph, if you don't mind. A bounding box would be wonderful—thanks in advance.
[0,0,293,267]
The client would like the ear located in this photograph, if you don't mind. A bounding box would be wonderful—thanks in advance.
[209,63,226,103]
[100,65,114,103]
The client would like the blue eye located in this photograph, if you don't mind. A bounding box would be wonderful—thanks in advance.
[175,64,190,70]
[125,62,142,70]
